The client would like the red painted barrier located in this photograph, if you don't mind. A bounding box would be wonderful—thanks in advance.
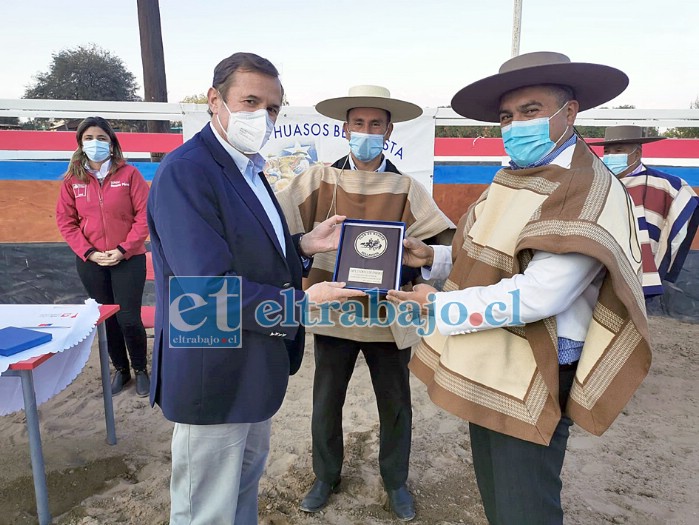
[0,130,183,152]
[435,137,506,156]
[0,130,697,158]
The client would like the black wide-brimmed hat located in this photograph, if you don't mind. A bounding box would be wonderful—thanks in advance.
[587,125,666,146]
[451,51,629,123]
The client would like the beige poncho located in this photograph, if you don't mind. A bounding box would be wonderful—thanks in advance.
[410,142,652,445]
[276,163,454,347]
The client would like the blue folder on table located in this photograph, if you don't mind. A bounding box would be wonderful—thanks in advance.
[0,327,53,357]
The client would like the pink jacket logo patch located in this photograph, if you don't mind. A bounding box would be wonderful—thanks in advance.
[72,184,87,197]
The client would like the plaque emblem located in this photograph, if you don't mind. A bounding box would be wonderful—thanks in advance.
[354,230,388,259]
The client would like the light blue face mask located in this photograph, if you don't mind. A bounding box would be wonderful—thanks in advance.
[501,103,568,168]
[602,148,638,175]
[602,154,629,175]
[349,131,385,162]
[83,139,111,162]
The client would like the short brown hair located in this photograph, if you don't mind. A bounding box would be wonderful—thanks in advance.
[541,84,575,106]
[212,52,283,98]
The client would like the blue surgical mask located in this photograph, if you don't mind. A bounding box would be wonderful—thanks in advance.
[602,147,638,176]
[602,153,630,175]
[83,140,111,162]
[502,103,569,168]
[349,131,385,162]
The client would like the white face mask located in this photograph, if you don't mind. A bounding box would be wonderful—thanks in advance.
[217,96,274,154]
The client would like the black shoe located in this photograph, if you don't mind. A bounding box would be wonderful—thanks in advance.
[111,369,131,396]
[134,369,150,397]
[299,478,340,513]
[387,485,416,521]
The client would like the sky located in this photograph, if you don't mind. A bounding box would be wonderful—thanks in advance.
[1,0,697,110]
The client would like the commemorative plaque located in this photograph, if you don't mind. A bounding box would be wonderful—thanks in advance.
[333,219,405,293]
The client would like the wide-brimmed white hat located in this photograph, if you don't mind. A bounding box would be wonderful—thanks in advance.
[315,85,423,123]
[451,51,629,123]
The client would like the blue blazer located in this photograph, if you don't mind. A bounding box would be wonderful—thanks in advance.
[147,124,307,425]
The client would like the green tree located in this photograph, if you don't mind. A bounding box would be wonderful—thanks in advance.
[0,117,20,129]
[181,93,208,104]
[24,44,140,101]
[180,92,290,105]
[665,97,699,138]
[434,106,499,137]
[576,105,660,139]
[436,125,501,138]
[23,45,145,132]
[169,94,209,133]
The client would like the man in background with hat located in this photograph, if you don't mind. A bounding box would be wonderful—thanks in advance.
[277,85,453,520]
[591,125,699,298]
[388,52,651,524]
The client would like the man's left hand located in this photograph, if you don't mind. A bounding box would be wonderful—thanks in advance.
[386,283,437,314]
[299,214,346,256]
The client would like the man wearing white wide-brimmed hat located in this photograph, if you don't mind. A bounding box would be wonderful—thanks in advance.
[590,126,699,298]
[388,52,651,524]
[276,85,453,521]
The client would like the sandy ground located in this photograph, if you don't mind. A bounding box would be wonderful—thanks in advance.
[0,316,697,525]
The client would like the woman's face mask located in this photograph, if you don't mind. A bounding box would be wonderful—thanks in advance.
[82,139,111,162]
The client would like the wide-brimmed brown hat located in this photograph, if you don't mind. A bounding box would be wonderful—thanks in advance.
[587,125,666,146]
[451,51,629,123]
[315,85,423,123]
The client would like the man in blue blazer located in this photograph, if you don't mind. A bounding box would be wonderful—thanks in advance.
[147,52,364,525]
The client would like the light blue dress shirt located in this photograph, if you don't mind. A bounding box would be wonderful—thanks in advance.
[210,123,286,256]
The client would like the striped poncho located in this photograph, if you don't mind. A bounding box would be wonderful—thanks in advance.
[410,142,652,445]
[622,164,699,297]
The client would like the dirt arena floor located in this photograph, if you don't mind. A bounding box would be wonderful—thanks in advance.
[0,179,697,523]
[0,316,697,525]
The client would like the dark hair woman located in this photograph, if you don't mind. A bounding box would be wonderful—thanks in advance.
[56,116,151,397]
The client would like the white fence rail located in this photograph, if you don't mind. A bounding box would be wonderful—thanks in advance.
[2,100,699,129]
[434,107,699,128]
[0,99,193,121]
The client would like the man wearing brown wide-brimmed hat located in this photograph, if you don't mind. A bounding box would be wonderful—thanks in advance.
[276,85,453,521]
[590,125,699,298]
[388,52,651,524]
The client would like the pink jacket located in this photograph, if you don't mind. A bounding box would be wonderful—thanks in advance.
[56,162,150,261]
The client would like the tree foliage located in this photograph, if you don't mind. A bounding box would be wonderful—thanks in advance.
[436,125,501,138]
[575,105,661,138]
[180,92,290,106]
[436,104,667,140]
[665,97,699,138]
[180,93,208,104]
[0,117,20,129]
[24,44,140,101]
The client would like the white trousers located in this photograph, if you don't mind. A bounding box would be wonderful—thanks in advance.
[169,419,272,525]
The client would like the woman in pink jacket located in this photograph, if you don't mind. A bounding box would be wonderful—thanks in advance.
[56,117,150,397]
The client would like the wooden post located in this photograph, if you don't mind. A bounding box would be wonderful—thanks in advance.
[137,0,169,159]
[511,0,523,57]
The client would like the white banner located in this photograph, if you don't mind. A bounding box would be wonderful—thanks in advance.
[182,106,436,192]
